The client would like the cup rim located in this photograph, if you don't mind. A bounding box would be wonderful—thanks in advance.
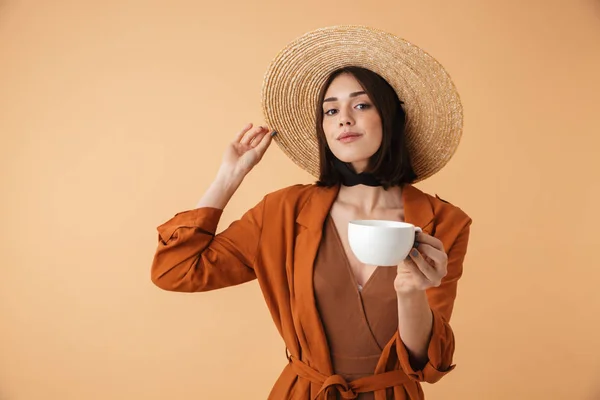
[349,219,416,229]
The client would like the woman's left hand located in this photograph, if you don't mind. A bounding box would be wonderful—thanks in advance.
[394,232,448,294]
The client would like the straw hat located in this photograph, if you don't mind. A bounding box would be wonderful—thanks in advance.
[260,25,464,182]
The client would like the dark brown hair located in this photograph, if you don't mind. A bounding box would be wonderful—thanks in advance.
[315,66,417,189]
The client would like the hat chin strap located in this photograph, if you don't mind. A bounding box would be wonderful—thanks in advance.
[332,157,382,187]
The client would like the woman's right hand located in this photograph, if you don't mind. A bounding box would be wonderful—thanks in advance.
[219,123,276,179]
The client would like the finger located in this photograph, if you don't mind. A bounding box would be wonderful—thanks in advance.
[241,125,262,145]
[415,232,445,252]
[399,258,429,286]
[408,248,441,286]
[254,129,275,155]
[250,127,275,147]
[234,123,253,142]
[416,243,447,267]
[249,132,266,147]
[241,125,266,145]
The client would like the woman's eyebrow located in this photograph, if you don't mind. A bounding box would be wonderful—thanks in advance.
[323,91,367,103]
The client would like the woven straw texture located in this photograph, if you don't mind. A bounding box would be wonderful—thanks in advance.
[261,25,463,182]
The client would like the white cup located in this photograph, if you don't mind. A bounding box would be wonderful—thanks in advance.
[347,220,422,266]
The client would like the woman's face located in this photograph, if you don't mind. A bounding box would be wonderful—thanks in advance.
[321,72,383,173]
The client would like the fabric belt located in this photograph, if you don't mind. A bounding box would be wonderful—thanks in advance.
[287,353,411,400]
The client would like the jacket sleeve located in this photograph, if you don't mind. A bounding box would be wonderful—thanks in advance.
[150,197,265,292]
[395,218,472,383]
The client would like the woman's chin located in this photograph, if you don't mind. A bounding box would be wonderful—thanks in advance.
[334,154,371,166]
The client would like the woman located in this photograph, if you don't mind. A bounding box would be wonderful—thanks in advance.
[151,26,472,400]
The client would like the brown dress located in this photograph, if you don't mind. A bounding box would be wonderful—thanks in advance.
[314,216,400,400]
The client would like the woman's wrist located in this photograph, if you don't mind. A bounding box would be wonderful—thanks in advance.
[195,168,245,209]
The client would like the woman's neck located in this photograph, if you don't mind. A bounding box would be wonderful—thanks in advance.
[337,184,403,215]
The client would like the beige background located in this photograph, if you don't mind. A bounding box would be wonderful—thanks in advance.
[2,0,599,399]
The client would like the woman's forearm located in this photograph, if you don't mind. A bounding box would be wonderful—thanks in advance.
[397,290,434,370]
[196,167,245,210]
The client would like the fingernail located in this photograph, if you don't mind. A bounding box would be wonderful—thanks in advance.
[411,249,419,257]
[271,131,278,137]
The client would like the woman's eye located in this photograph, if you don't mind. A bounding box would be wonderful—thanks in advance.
[324,103,370,116]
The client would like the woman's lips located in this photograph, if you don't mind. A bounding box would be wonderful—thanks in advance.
[338,133,362,143]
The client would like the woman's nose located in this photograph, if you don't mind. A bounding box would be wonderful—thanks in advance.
[339,112,354,126]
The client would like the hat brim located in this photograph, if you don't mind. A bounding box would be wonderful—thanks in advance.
[261,25,463,182]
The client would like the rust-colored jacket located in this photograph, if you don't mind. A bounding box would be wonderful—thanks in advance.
[150,183,472,399]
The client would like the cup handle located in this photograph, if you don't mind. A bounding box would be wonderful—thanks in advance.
[413,227,422,248]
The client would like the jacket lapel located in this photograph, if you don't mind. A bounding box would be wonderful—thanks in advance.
[402,184,435,235]
[293,185,339,378]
